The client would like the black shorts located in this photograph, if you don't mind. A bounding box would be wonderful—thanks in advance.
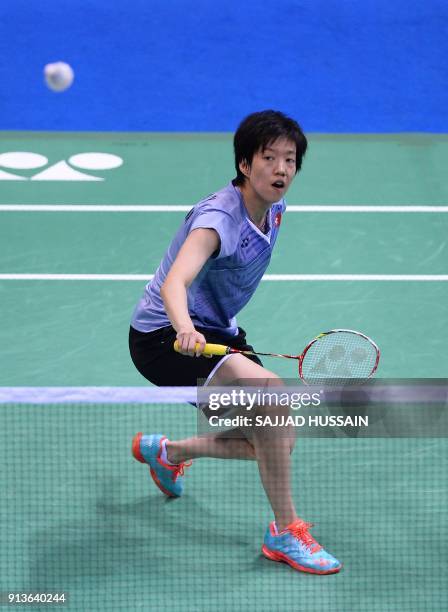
[129,325,263,387]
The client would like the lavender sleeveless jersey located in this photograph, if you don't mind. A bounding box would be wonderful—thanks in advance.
[131,182,286,337]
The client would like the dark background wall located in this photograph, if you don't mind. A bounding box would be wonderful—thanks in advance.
[1,0,447,132]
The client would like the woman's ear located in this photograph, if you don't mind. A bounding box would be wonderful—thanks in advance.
[239,159,250,178]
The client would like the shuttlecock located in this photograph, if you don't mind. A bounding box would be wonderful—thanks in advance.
[44,62,74,92]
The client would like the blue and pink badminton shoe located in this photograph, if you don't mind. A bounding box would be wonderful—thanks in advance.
[132,433,191,498]
[262,519,342,574]
[132,434,341,574]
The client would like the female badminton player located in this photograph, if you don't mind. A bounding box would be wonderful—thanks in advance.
[129,110,342,574]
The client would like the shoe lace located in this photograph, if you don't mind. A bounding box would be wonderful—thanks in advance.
[173,460,192,478]
[288,519,322,553]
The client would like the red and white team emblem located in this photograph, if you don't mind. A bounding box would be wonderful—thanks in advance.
[274,211,282,227]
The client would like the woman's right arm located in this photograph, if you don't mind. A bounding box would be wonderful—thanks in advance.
[160,227,220,357]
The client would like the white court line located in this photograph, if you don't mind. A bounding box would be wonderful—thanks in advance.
[0,205,190,212]
[1,274,448,281]
[0,204,448,213]
[0,274,153,281]
[264,274,448,281]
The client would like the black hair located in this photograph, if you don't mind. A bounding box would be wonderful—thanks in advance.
[233,110,308,186]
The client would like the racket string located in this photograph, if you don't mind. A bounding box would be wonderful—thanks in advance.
[301,332,378,384]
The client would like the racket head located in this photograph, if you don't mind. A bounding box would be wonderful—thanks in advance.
[299,329,380,385]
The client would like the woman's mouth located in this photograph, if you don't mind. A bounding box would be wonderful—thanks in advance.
[272,180,285,190]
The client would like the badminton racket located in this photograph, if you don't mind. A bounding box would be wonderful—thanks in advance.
[174,328,380,384]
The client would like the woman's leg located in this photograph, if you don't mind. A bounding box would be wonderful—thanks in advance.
[167,431,256,461]
[167,354,298,531]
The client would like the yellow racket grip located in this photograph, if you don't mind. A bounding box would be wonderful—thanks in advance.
[173,340,229,356]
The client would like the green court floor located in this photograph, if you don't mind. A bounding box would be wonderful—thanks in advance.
[1,132,448,206]
[1,212,447,275]
[1,404,447,611]
[0,133,447,611]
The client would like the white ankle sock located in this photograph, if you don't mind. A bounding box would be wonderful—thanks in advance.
[160,439,177,465]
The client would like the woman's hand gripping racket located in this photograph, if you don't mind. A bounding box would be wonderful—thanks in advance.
[174,329,380,384]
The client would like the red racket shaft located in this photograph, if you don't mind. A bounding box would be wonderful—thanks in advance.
[173,340,300,360]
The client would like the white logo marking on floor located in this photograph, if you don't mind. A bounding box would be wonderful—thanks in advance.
[0,152,123,181]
